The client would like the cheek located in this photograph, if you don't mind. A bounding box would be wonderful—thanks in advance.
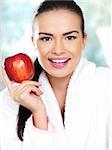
[36,43,47,56]
[37,42,54,55]
[65,41,84,55]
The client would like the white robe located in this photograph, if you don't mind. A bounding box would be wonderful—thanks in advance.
[0,58,112,150]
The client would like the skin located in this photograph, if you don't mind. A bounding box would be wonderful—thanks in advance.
[32,9,87,114]
[33,9,86,78]
[2,9,87,129]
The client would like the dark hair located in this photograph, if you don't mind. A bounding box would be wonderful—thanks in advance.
[17,59,43,141]
[33,0,85,37]
[17,0,85,141]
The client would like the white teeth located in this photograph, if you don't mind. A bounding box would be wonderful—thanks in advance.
[51,59,68,63]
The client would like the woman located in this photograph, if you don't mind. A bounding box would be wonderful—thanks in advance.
[0,0,112,150]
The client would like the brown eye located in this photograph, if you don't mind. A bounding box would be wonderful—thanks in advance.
[65,36,76,40]
[40,37,52,42]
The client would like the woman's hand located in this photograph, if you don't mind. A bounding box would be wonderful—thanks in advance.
[1,68,48,130]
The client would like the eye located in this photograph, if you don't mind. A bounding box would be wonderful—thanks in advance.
[65,35,76,40]
[39,37,52,42]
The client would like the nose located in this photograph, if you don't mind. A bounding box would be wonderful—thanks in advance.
[52,38,65,55]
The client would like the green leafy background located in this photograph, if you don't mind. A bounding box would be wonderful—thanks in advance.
[0,0,111,90]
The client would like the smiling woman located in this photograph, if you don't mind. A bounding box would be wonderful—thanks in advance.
[0,1,112,150]
[32,7,86,78]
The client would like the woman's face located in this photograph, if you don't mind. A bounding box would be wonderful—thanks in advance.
[32,9,87,78]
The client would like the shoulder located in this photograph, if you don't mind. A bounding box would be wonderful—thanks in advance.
[87,62,112,92]
[95,66,111,76]
[94,66,112,85]
[92,66,112,106]
[83,58,112,82]
[80,58,112,83]
[83,59,112,100]
[0,89,22,148]
[0,88,19,116]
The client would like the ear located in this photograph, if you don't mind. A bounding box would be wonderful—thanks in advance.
[84,32,87,42]
[31,36,36,50]
[31,36,34,45]
[83,32,87,49]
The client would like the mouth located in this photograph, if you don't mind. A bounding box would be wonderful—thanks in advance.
[48,57,71,69]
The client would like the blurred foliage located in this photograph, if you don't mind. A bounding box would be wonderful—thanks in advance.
[0,0,111,91]
[78,0,111,66]
[1,0,111,66]
[2,2,34,43]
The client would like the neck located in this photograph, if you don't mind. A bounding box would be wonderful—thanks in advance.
[46,72,73,116]
[46,73,72,92]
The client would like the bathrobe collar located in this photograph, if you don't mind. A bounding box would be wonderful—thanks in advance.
[39,57,96,148]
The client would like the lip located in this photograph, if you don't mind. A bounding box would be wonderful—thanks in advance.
[48,57,71,69]
[48,57,69,60]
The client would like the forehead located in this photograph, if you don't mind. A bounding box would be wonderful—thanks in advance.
[33,9,81,34]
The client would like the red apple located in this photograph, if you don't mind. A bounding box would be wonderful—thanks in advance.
[4,53,34,83]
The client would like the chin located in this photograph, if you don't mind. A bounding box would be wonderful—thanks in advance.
[43,62,76,78]
[46,70,74,79]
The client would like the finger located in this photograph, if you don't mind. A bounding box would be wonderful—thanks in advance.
[23,84,43,96]
[21,80,42,87]
[33,87,43,95]
[1,67,14,93]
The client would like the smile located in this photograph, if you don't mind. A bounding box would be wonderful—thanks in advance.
[48,57,71,69]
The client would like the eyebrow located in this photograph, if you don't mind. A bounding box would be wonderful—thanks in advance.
[63,30,79,36]
[38,30,79,36]
[39,32,53,36]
